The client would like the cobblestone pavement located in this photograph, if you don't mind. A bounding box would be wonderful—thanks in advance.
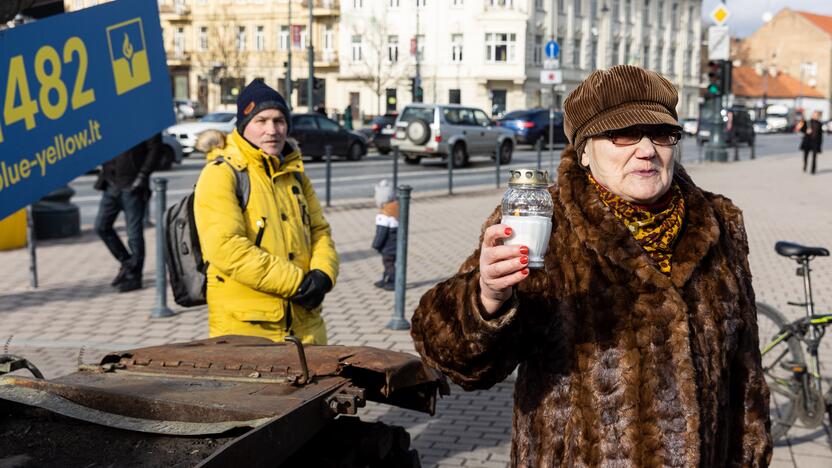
[1,152,831,466]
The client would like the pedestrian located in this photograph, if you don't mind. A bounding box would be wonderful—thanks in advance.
[193,79,339,344]
[799,110,823,174]
[371,180,397,291]
[410,65,771,466]
[344,103,353,130]
[314,104,327,116]
[94,134,161,293]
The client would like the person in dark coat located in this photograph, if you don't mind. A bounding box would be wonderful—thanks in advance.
[94,134,161,292]
[343,104,354,130]
[371,179,398,291]
[799,111,823,174]
[410,65,771,466]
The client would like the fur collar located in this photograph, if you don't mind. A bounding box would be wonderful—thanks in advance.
[557,146,721,289]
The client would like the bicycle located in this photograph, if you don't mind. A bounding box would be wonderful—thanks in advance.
[756,241,832,442]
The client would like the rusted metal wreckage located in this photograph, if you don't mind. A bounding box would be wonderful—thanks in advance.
[0,335,449,467]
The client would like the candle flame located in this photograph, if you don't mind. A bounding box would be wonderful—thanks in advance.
[122,33,134,60]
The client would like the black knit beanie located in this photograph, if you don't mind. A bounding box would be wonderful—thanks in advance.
[236,79,292,134]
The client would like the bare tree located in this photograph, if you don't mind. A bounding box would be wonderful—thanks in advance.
[348,14,411,116]
[194,11,250,95]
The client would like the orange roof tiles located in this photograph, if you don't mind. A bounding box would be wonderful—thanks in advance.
[732,66,825,99]
[797,11,832,38]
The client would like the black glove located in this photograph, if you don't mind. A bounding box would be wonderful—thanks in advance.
[291,269,332,310]
[131,173,149,192]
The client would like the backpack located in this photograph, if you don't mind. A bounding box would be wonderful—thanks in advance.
[165,157,250,307]
[164,158,304,307]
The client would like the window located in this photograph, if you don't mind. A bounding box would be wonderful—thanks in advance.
[671,2,678,24]
[293,115,318,130]
[612,39,620,65]
[473,109,492,126]
[452,0,463,6]
[279,26,289,50]
[451,34,463,62]
[490,0,513,6]
[591,38,597,70]
[416,34,425,60]
[612,0,619,19]
[684,48,691,77]
[174,27,185,56]
[292,25,306,49]
[317,117,339,132]
[573,37,581,68]
[388,0,399,7]
[590,0,597,19]
[558,0,565,13]
[643,0,650,27]
[533,34,543,65]
[574,0,581,16]
[353,0,363,7]
[199,27,208,51]
[324,25,333,51]
[351,34,362,61]
[668,47,675,75]
[485,33,515,63]
[255,25,264,51]
[643,44,650,67]
[624,0,630,23]
[236,26,246,51]
[449,89,461,104]
[416,0,426,7]
[535,0,544,10]
[657,0,664,21]
[688,5,695,34]
[659,45,665,72]
[387,35,399,62]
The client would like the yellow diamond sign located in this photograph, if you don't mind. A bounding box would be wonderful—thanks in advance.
[711,4,730,25]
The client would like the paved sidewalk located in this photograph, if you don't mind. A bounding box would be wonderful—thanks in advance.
[1,152,831,466]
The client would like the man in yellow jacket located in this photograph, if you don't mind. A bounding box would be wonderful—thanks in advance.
[194,79,339,344]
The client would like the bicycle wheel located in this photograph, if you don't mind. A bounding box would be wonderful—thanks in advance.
[756,302,805,441]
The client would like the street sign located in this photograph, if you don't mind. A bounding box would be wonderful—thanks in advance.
[545,40,559,59]
[543,58,560,70]
[710,3,730,25]
[708,25,730,61]
[541,70,563,85]
[0,0,174,221]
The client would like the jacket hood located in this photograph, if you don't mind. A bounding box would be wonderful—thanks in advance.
[557,145,721,289]
[206,130,304,176]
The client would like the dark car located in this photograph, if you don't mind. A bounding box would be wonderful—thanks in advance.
[358,113,398,154]
[697,105,755,147]
[290,113,368,161]
[496,109,567,147]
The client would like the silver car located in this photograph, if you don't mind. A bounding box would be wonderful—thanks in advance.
[393,104,515,167]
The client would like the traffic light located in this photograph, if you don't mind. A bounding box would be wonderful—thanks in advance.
[410,77,423,102]
[707,60,723,96]
[719,60,732,97]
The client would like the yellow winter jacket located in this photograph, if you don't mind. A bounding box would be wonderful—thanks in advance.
[193,130,338,344]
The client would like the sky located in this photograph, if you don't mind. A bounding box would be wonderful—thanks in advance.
[702,0,832,38]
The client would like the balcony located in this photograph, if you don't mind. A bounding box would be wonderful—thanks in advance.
[312,0,340,16]
[166,50,191,67]
[314,49,339,67]
[159,3,191,22]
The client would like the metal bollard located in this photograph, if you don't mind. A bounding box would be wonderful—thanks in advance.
[26,206,37,289]
[392,146,399,191]
[750,139,756,160]
[536,139,542,170]
[495,140,501,188]
[151,178,174,318]
[733,143,740,162]
[387,185,412,330]
[447,147,454,196]
[325,145,332,208]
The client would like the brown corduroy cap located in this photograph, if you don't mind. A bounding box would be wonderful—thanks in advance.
[563,65,682,158]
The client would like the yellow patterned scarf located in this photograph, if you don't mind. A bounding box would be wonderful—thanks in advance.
[588,174,685,274]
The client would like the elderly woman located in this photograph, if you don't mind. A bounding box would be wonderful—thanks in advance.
[411,66,771,466]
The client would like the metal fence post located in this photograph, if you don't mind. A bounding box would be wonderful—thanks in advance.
[495,140,501,188]
[325,145,332,208]
[151,178,174,318]
[387,185,411,330]
[733,143,740,162]
[392,146,399,191]
[751,139,756,160]
[536,139,542,170]
[26,206,37,289]
[447,148,454,196]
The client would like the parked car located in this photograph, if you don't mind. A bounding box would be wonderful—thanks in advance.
[164,112,237,154]
[392,104,515,168]
[158,134,184,170]
[681,118,698,136]
[174,99,207,121]
[753,119,772,134]
[496,109,567,147]
[696,106,755,147]
[290,113,368,161]
[358,113,398,154]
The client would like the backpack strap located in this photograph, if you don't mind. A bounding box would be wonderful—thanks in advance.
[213,156,250,210]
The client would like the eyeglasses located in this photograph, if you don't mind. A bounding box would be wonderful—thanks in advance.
[597,126,682,147]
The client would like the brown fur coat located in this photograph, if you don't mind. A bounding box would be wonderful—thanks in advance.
[411,147,771,466]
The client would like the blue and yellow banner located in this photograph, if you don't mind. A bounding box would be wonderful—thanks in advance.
[0,0,174,220]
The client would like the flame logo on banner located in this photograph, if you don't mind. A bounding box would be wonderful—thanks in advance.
[107,18,151,95]
[122,33,135,77]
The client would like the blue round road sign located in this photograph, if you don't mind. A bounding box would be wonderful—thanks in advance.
[545,40,559,59]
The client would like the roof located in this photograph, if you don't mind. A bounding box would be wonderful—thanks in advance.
[732,66,825,99]
[796,11,832,37]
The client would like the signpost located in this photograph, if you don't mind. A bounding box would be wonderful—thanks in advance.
[0,0,175,221]
[705,2,731,162]
[543,40,560,176]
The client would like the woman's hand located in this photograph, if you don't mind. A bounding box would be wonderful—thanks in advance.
[479,225,530,317]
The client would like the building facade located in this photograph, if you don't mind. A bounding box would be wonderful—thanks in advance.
[339,0,702,121]
[737,8,832,119]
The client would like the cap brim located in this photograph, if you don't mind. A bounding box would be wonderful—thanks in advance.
[581,103,682,138]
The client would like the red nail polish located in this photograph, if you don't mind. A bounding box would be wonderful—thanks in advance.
[522,268,529,275]
[520,256,529,264]
[519,246,529,255]
[504,227,512,236]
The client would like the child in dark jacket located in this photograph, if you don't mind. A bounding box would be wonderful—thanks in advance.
[371,180,398,291]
